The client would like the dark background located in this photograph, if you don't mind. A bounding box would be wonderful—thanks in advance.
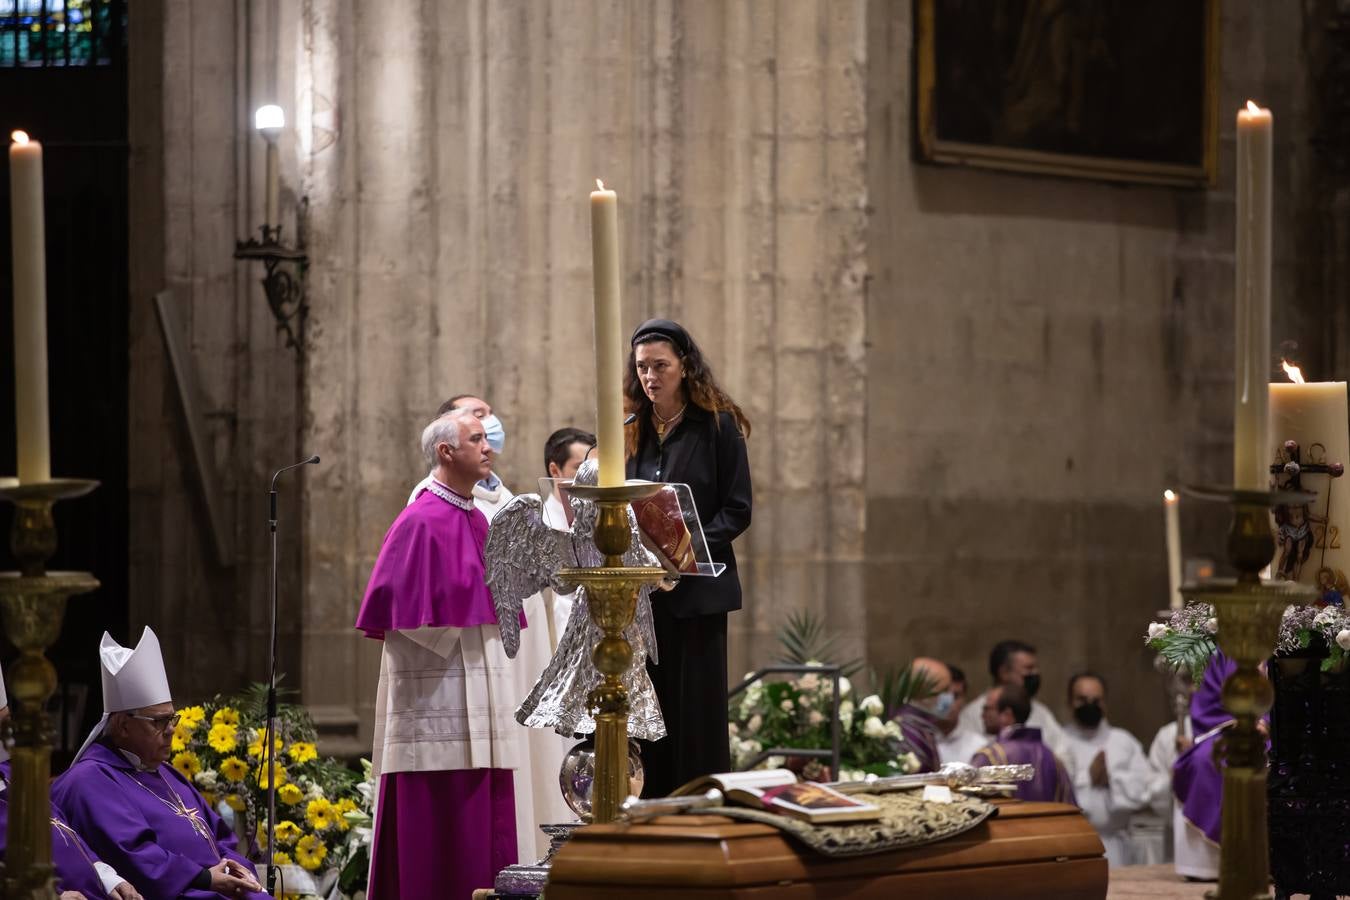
[931,0,1209,165]
[0,0,130,764]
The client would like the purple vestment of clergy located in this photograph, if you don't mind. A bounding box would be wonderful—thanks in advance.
[51,741,267,900]
[357,485,520,900]
[1173,652,1239,845]
[0,760,110,899]
[357,489,521,637]
[971,725,1077,804]
[896,704,942,774]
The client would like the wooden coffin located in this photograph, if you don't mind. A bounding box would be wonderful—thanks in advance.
[545,799,1107,899]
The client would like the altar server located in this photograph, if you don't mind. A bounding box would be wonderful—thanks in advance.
[361,409,519,898]
[52,629,266,899]
[971,684,1076,804]
[1060,672,1154,867]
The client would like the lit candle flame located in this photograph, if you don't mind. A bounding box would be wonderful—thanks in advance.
[11,130,29,145]
[595,178,605,191]
[1164,489,1177,503]
[1281,360,1306,384]
[1246,100,1261,114]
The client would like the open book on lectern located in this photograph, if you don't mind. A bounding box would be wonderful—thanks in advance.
[538,478,725,578]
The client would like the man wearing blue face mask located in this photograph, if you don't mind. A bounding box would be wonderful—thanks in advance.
[890,657,954,774]
[408,394,510,509]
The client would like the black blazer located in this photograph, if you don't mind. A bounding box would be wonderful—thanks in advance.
[627,404,753,618]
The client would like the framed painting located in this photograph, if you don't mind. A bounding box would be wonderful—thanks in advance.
[915,0,1220,187]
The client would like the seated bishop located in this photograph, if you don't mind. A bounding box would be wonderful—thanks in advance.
[0,663,142,900]
[52,628,269,900]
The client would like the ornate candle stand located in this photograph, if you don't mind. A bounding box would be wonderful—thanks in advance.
[1181,488,1316,900]
[556,483,666,824]
[0,479,100,899]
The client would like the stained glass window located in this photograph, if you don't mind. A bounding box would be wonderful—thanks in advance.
[0,0,125,68]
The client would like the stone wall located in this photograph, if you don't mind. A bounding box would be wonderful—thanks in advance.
[863,1,1321,737]
[125,1,1338,749]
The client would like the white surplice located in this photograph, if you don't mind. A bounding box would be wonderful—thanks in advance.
[937,726,989,765]
[1061,720,1154,867]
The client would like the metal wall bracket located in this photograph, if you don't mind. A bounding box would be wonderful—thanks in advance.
[234,197,309,355]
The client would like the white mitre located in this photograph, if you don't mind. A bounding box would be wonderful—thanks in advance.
[73,628,172,763]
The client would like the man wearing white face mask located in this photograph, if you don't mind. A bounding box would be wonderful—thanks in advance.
[891,657,954,774]
[408,394,511,513]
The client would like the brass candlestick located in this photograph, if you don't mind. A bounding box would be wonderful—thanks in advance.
[0,478,100,900]
[1182,488,1316,900]
[557,483,666,824]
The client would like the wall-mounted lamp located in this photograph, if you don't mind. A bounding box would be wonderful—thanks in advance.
[235,104,308,355]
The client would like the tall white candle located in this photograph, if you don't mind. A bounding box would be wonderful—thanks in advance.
[1164,490,1182,609]
[10,130,50,484]
[590,180,624,487]
[1234,101,1272,490]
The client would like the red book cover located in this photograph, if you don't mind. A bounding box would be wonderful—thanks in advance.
[632,487,699,574]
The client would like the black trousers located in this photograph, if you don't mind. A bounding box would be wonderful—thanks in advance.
[637,607,731,797]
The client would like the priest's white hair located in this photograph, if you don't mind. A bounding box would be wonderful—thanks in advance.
[421,407,477,466]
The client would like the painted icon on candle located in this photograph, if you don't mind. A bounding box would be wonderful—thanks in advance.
[1270,359,1350,601]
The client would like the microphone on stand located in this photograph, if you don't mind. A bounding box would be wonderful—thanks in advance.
[264,454,319,896]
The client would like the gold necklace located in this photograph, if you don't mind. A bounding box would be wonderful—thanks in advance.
[654,402,687,439]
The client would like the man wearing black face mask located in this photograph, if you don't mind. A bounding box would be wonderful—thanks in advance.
[957,639,1067,760]
[1061,672,1153,868]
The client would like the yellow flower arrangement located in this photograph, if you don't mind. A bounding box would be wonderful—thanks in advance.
[272,851,292,866]
[305,798,335,831]
[207,723,238,754]
[287,742,317,764]
[170,733,186,753]
[212,706,240,727]
[201,790,217,809]
[333,797,357,831]
[171,751,201,781]
[274,820,302,846]
[178,706,206,729]
[254,761,287,789]
[295,833,327,871]
[277,782,304,806]
[224,793,245,812]
[248,734,284,759]
[218,756,248,783]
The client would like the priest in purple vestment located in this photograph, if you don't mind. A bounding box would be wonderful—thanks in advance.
[53,629,267,900]
[0,669,141,900]
[1171,651,1245,879]
[892,658,954,774]
[971,684,1077,804]
[357,409,521,900]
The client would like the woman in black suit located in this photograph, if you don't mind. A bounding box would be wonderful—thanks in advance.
[625,318,752,796]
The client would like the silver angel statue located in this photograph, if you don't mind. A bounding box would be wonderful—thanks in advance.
[485,460,667,741]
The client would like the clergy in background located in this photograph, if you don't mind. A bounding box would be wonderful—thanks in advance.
[958,639,1067,758]
[936,663,989,765]
[1060,672,1154,867]
[359,409,520,899]
[1171,652,1235,880]
[891,658,953,773]
[53,629,266,899]
[971,684,1076,804]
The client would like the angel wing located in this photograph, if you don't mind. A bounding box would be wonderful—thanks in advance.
[484,493,573,658]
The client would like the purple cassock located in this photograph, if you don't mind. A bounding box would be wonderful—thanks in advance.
[51,742,267,900]
[1,760,111,899]
[971,725,1077,804]
[1173,651,1240,845]
[896,704,942,774]
[356,486,519,900]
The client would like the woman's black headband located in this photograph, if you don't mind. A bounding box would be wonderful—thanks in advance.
[631,318,691,356]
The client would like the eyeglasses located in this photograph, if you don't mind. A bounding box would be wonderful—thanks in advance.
[128,712,180,734]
